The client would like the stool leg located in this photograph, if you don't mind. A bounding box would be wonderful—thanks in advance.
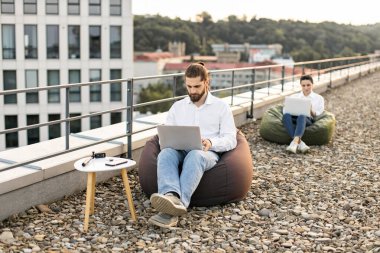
[90,172,96,214]
[121,169,137,221]
[84,172,96,232]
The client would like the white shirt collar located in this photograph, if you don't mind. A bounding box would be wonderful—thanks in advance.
[186,92,214,105]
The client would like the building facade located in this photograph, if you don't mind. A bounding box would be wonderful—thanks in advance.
[0,0,133,151]
[211,43,284,63]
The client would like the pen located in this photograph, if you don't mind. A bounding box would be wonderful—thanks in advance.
[82,156,93,167]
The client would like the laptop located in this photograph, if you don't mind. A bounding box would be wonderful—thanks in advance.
[157,125,203,150]
[283,97,311,117]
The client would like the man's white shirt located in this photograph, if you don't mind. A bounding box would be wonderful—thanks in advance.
[166,92,237,152]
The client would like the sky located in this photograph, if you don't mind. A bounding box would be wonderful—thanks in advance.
[132,0,379,26]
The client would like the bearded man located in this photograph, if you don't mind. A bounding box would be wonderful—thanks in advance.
[148,62,237,228]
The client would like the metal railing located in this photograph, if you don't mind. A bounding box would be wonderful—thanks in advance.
[1,54,379,172]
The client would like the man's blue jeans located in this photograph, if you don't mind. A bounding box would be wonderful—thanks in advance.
[283,113,313,138]
[157,148,219,208]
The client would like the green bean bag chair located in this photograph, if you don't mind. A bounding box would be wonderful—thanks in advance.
[259,104,336,145]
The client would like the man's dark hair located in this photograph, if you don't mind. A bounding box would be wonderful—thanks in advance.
[185,62,209,81]
[300,75,314,84]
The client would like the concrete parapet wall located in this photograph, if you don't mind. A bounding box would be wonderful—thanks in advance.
[0,64,379,221]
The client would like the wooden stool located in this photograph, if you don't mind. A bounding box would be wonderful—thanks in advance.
[74,157,137,232]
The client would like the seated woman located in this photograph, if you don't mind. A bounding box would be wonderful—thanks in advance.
[282,75,324,154]
[259,105,335,146]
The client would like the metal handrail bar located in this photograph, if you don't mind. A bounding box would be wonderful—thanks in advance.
[0,58,374,136]
[0,106,127,135]
[293,55,371,66]
[0,124,160,172]
[0,55,379,172]
[0,56,373,97]
[0,78,125,96]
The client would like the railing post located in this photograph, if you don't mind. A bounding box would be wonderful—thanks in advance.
[267,68,271,96]
[126,79,133,159]
[329,61,332,88]
[65,87,70,150]
[318,63,321,81]
[247,69,255,119]
[231,70,235,105]
[172,75,177,97]
[281,65,285,92]
[347,59,350,82]
[292,65,295,88]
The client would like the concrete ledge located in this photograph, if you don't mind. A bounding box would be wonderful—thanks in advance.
[0,63,379,221]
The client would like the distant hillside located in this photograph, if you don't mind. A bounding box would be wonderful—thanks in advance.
[134,13,380,62]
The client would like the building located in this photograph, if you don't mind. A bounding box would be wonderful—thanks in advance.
[216,51,240,63]
[168,41,186,56]
[164,61,303,90]
[0,0,133,151]
[211,43,284,63]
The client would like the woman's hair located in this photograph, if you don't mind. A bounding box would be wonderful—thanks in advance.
[300,74,314,84]
[185,62,209,81]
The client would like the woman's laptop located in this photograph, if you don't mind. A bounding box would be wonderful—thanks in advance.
[283,97,311,117]
[157,125,203,150]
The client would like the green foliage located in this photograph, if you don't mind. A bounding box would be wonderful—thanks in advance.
[138,83,173,114]
[134,14,380,61]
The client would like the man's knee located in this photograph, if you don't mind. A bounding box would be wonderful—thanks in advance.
[158,148,178,160]
[186,150,204,159]
[184,150,206,165]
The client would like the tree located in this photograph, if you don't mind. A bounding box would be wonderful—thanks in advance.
[138,83,173,114]
[133,15,380,62]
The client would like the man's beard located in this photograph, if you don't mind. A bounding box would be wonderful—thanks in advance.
[189,88,206,102]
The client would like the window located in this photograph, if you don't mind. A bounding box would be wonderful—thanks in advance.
[68,25,80,59]
[24,25,38,59]
[47,70,60,103]
[67,0,79,15]
[89,26,101,58]
[89,0,100,15]
[2,24,15,59]
[90,114,102,129]
[46,0,58,14]
[27,115,39,145]
[89,69,101,102]
[110,69,121,101]
[111,112,121,124]
[110,0,121,16]
[110,26,121,58]
[48,114,61,139]
[1,0,14,14]
[5,115,18,148]
[24,0,37,14]
[3,70,17,104]
[25,70,38,103]
[46,25,59,59]
[69,70,81,102]
[70,113,81,133]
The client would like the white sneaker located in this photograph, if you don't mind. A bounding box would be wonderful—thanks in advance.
[298,141,310,153]
[150,193,187,216]
[286,140,298,154]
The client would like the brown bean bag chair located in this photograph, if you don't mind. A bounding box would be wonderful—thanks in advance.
[138,130,253,207]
